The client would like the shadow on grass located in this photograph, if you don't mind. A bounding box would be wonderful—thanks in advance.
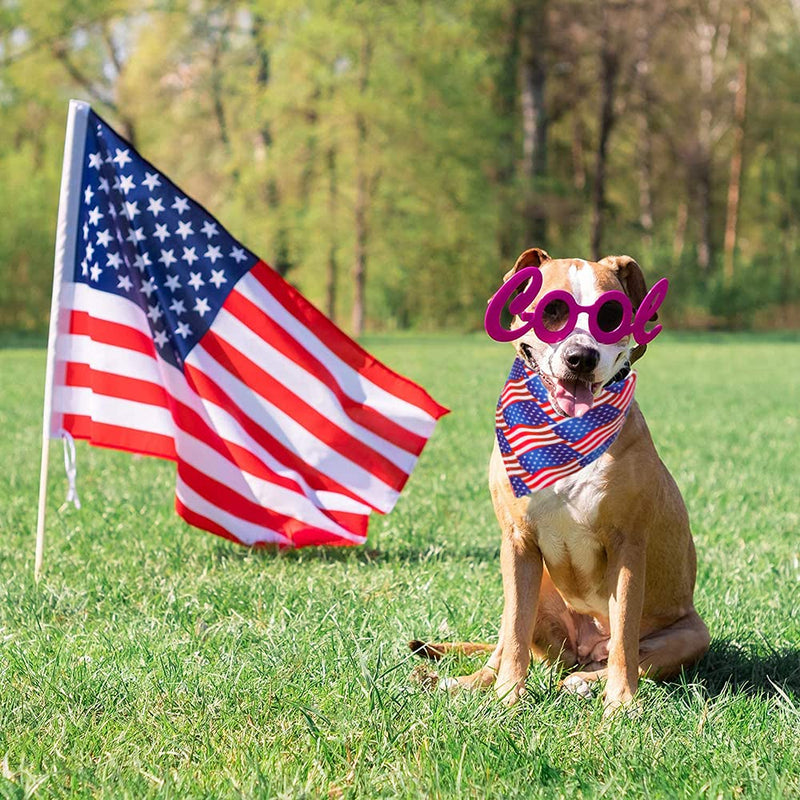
[212,541,501,565]
[687,638,800,699]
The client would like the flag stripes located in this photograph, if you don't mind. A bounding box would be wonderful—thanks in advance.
[54,274,443,547]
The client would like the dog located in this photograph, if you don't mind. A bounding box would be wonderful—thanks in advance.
[411,247,709,714]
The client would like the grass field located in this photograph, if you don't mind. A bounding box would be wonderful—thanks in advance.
[0,332,798,799]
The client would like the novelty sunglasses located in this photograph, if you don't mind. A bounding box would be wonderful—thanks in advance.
[484,266,669,346]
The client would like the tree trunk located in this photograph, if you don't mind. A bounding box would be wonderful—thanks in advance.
[518,0,548,246]
[351,34,373,338]
[325,146,338,322]
[635,20,654,253]
[694,2,729,273]
[590,18,619,261]
[673,200,688,264]
[696,19,714,273]
[571,116,586,191]
[723,2,751,285]
[493,3,522,262]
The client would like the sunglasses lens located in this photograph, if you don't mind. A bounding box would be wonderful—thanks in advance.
[540,298,570,331]
[596,299,624,332]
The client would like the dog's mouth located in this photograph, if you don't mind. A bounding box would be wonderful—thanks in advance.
[518,342,601,418]
[550,378,601,418]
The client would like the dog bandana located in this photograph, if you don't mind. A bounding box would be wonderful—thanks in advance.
[495,358,637,496]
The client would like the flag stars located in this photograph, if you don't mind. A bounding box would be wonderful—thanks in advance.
[124,200,140,220]
[98,177,110,194]
[175,321,192,339]
[193,297,211,317]
[153,329,169,348]
[141,277,157,298]
[112,148,132,167]
[209,269,227,288]
[182,246,199,266]
[88,207,104,226]
[188,272,205,291]
[106,252,122,270]
[117,275,133,292]
[96,229,112,248]
[142,171,161,191]
[88,152,103,170]
[230,246,248,264]
[204,245,222,264]
[169,298,187,316]
[153,223,171,243]
[134,252,152,271]
[84,185,94,205]
[172,196,190,214]
[119,174,136,194]
[159,249,177,268]
[175,221,193,240]
[89,264,103,282]
[201,220,219,238]
[85,242,95,261]
[164,274,181,292]
[147,197,165,217]
[83,223,89,240]
[147,303,164,323]
[126,227,145,244]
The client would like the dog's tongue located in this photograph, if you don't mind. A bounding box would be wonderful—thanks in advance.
[553,379,594,418]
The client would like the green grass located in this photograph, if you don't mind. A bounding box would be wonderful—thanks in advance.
[1,332,798,798]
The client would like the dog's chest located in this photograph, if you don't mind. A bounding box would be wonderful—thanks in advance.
[526,462,609,616]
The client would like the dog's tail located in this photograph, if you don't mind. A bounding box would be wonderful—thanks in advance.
[408,639,494,661]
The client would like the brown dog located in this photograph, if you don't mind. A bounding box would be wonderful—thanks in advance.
[412,248,709,714]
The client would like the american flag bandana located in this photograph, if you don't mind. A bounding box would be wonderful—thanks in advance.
[495,358,637,496]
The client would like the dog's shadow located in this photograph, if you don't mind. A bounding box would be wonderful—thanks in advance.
[683,638,800,700]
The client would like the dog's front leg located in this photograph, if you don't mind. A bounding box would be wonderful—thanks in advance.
[604,537,646,714]
[495,531,543,705]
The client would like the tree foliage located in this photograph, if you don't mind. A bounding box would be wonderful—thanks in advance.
[1,0,798,333]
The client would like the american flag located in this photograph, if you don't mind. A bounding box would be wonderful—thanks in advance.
[47,102,448,548]
[496,358,636,495]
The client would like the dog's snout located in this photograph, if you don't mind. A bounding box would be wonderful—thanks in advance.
[564,345,600,374]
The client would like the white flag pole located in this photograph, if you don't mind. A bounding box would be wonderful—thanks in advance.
[35,100,90,581]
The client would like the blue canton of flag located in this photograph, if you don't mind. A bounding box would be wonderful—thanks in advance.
[75,111,257,369]
[495,358,637,495]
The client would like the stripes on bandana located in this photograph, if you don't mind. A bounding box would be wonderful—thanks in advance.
[495,358,637,496]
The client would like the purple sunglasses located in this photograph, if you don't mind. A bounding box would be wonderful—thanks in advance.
[484,266,668,346]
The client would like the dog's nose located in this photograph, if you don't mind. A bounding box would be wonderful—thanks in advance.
[564,345,600,374]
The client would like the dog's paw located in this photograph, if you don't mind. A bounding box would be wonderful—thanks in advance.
[561,673,595,699]
[495,677,526,706]
[601,695,643,721]
[600,683,643,720]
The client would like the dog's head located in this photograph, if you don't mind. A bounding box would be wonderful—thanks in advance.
[504,247,651,418]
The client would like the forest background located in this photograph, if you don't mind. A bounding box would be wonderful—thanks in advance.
[2,0,799,337]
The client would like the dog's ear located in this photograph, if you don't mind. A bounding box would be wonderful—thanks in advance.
[503,247,551,283]
[599,255,650,312]
[600,254,651,364]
